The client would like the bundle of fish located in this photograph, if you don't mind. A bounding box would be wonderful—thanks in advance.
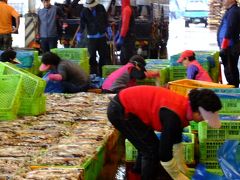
[0,92,117,178]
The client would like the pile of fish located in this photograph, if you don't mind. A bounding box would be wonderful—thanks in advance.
[0,92,117,179]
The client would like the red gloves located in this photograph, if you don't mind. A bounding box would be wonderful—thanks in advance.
[145,71,160,78]
[48,74,63,81]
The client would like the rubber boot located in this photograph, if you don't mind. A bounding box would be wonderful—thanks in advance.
[173,143,189,174]
[160,158,189,180]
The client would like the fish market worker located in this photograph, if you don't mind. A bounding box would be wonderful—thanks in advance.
[39,52,90,93]
[107,86,222,180]
[177,50,212,82]
[102,55,159,93]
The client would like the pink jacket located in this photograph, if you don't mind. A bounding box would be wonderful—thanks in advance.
[102,63,136,92]
[188,60,212,82]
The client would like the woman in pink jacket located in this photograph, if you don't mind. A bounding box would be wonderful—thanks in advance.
[102,55,159,93]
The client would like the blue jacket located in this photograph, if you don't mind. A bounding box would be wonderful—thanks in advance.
[217,4,240,48]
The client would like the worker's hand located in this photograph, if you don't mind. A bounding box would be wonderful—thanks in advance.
[145,71,160,78]
[106,26,112,40]
[48,73,63,81]
[76,32,83,43]
[116,36,124,50]
[219,48,228,58]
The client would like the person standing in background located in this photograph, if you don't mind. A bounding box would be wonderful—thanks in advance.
[115,0,136,65]
[130,0,138,17]
[217,0,240,87]
[0,0,20,50]
[38,0,67,53]
[77,0,111,77]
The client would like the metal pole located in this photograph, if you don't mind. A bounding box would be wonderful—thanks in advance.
[28,0,36,13]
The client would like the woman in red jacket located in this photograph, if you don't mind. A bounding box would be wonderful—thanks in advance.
[107,86,222,180]
[177,50,212,82]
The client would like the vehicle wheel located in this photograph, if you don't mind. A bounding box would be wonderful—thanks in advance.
[205,22,208,28]
[185,21,189,27]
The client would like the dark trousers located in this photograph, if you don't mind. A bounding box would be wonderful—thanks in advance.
[88,37,109,76]
[221,52,239,88]
[120,36,136,65]
[107,96,160,180]
[40,37,58,53]
[0,34,12,50]
[62,81,89,93]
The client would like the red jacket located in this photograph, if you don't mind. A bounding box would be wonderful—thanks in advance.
[188,60,212,82]
[119,86,190,131]
[120,0,133,37]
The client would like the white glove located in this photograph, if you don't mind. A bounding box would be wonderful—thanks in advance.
[173,143,189,174]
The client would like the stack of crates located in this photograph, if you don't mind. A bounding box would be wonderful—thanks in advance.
[197,88,240,172]
[0,62,46,116]
[198,120,240,170]
[0,75,23,120]
[51,48,90,75]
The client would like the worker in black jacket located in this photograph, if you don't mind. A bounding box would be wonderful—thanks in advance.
[77,0,112,77]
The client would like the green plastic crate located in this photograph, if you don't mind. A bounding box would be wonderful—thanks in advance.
[80,145,105,180]
[102,65,122,78]
[0,62,46,98]
[183,125,191,133]
[190,121,199,131]
[188,168,223,178]
[210,88,240,115]
[0,75,22,120]
[169,66,186,81]
[199,160,220,169]
[125,133,195,164]
[18,95,46,116]
[198,121,240,142]
[145,66,170,86]
[137,78,156,85]
[218,94,240,115]
[199,141,225,161]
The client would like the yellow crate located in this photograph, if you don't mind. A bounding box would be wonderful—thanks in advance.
[168,79,234,96]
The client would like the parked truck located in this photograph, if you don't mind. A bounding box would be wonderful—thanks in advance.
[184,0,209,27]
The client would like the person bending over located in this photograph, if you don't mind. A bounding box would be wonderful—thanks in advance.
[107,86,222,180]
